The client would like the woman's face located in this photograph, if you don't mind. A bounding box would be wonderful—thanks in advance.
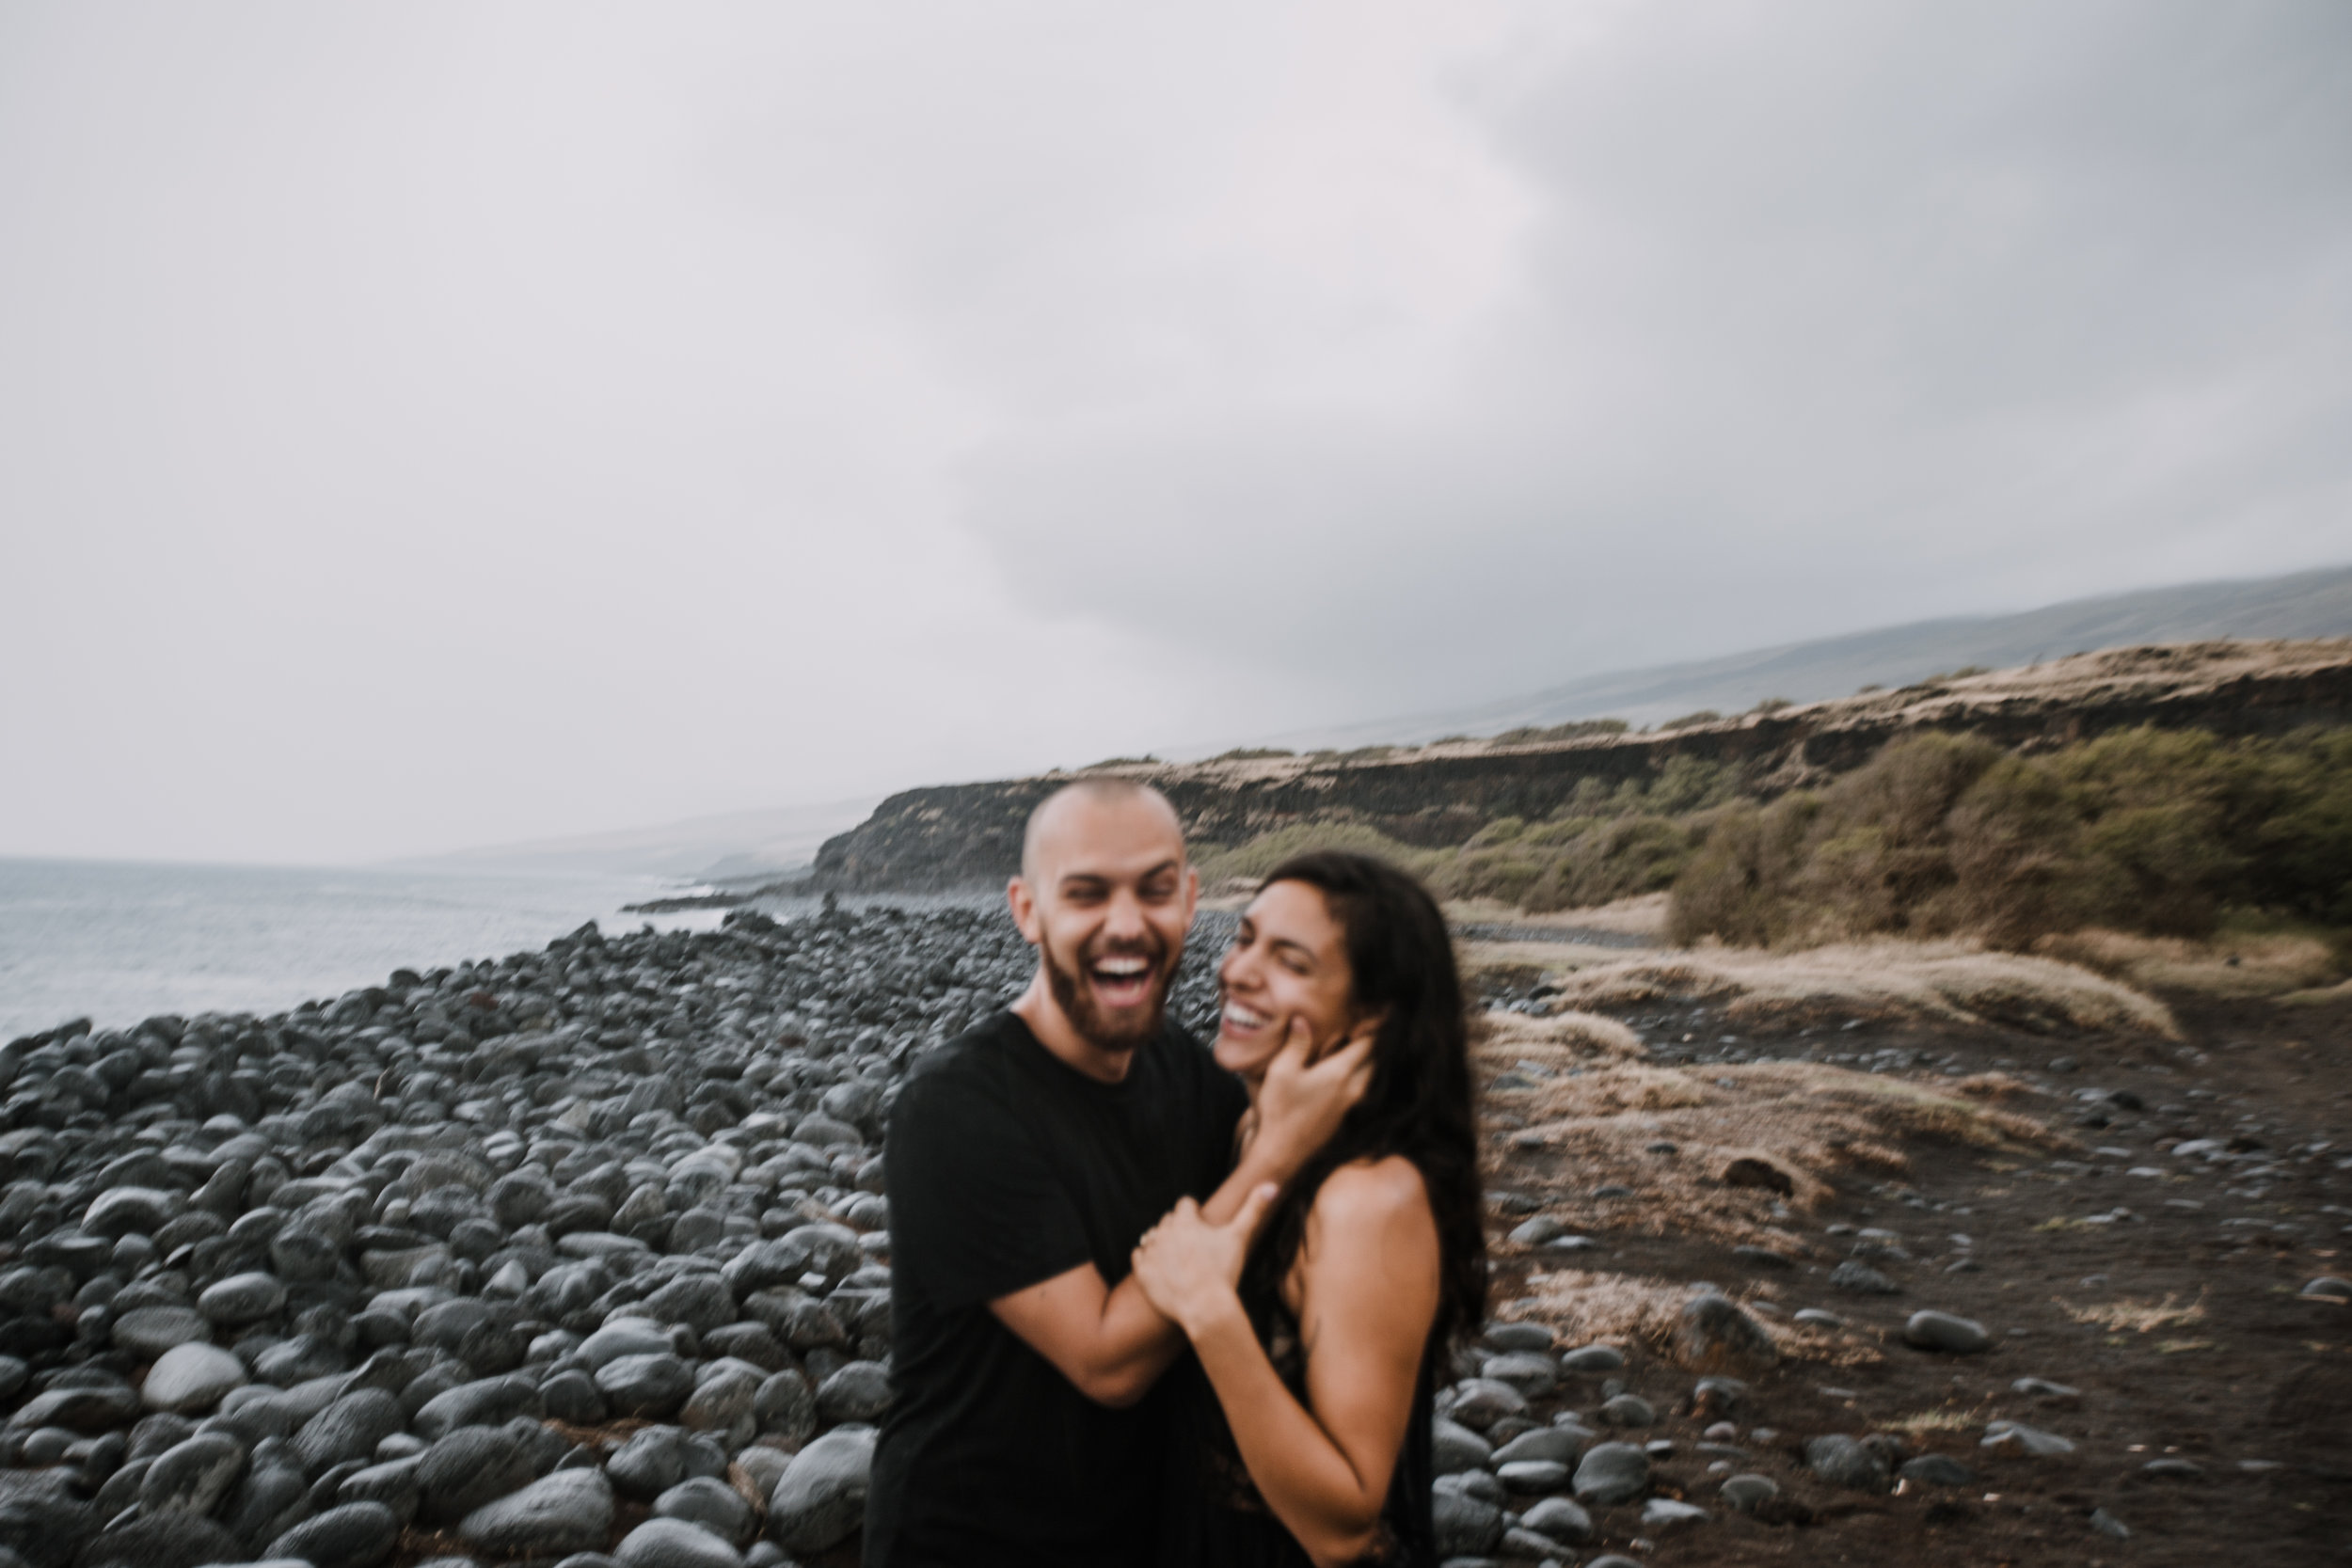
[1214,879,1358,1081]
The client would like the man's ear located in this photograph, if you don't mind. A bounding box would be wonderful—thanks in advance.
[1007,876,1041,944]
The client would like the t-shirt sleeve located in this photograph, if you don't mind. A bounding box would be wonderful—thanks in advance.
[886,1066,1093,1311]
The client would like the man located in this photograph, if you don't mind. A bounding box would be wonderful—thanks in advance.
[866,779,1368,1565]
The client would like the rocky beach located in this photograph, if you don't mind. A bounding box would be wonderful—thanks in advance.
[0,898,2346,1568]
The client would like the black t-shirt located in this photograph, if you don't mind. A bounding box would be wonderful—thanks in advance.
[866,1008,1248,1567]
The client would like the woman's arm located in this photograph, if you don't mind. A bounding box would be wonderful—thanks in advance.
[993,1023,1376,1407]
[1137,1157,1439,1568]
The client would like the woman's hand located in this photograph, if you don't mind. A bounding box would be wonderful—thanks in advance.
[1248,1016,1377,1178]
[1132,1184,1277,1339]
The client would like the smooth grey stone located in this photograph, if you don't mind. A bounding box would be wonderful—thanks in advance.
[85,1189,177,1239]
[198,1274,287,1325]
[1478,1353,1557,1399]
[1438,1468,1502,1506]
[293,1391,404,1476]
[1572,1441,1649,1505]
[2141,1457,2204,1480]
[544,1370,607,1424]
[1791,1307,1844,1329]
[1804,1433,1890,1491]
[596,1354,693,1419]
[417,1425,537,1525]
[680,1367,758,1449]
[457,1467,615,1556]
[578,1322,672,1370]
[2011,1377,2082,1406]
[1444,1378,1527,1431]
[640,1276,737,1336]
[1517,1495,1593,1544]
[143,1344,247,1415]
[1598,1393,1655,1428]
[651,1477,753,1544]
[267,1501,401,1568]
[9,1383,140,1433]
[78,1512,237,1568]
[1719,1472,1778,1510]
[1981,1420,2075,1458]
[1828,1260,1901,1295]
[1670,1294,1777,1374]
[2090,1507,2130,1540]
[1506,1216,1566,1247]
[269,1227,341,1283]
[1641,1497,1708,1527]
[413,1374,542,1440]
[112,1307,212,1360]
[1480,1323,1554,1354]
[2300,1275,2352,1301]
[1497,1460,1566,1492]
[1431,1418,1491,1476]
[753,1371,815,1448]
[609,1427,696,1502]
[1492,1427,1582,1465]
[1903,1309,1990,1354]
[731,1448,791,1503]
[338,1457,422,1525]
[140,1433,247,1517]
[1559,1344,1624,1373]
[814,1361,889,1425]
[1430,1488,1504,1556]
[1899,1453,1977,1487]
[614,1518,742,1568]
[765,1428,874,1553]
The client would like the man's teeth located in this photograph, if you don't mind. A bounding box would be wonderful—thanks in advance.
[1095,958,1149,977]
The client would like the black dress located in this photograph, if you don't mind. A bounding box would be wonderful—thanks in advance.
[1159,1252,1438,1568]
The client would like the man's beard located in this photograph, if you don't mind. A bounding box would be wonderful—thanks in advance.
[1041,930,1175,1053]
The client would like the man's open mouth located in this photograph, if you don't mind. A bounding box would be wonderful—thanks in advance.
[1088,952,1157,1009]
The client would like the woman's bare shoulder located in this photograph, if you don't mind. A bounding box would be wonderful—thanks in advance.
[1310,1155,1432,1229]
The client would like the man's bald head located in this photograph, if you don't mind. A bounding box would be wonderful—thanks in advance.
[1020,778,1184,884]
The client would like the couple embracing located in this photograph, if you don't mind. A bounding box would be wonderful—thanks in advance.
[866,779,1486,1566]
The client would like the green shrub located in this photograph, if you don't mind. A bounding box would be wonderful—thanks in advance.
[1666,724,2352,952]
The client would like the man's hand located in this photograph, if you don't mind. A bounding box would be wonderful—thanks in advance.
[1132,1184,1278,1338]
[1245,1016,1375,1181]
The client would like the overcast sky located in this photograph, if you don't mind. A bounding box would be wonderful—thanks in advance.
[4,1,2348,865]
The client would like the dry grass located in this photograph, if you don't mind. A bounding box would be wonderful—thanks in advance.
[1887,1409,1975,1434]
[2058,1291,2208,1335]
[2036,927,2341,998]
[1477,1008,1646,1064]
[1460,939,1629,978]
[1449,893,1671,940]
[1537,941,2179,1038]
[1502,1268,1877,1368]
[1486,1056,2067,1254]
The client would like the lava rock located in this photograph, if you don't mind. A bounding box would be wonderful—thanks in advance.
[1902,1309,1991,1354]
[142,1343,247,1415]
[1899,1453,1978,1487]
[267,1501,402,1568]
[1805,1434,1891,1491]
[1572,1441,1650,1505]
[614,1518,742,1568]
[1518,1495,1593,1544]
[1829,1260,1901,1295]
[457,1467,616,1557]
[766,1428,875,1553]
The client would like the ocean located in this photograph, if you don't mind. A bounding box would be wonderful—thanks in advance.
[0,857,735,1044]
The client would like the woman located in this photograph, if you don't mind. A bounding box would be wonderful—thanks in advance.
[1133,851,1486,1568]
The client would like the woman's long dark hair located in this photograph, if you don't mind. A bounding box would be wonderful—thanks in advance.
[1240,850,1487,1348]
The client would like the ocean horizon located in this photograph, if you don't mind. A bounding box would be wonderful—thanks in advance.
[0,855,731,1043]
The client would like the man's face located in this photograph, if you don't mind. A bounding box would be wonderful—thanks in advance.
[1012,793,1197,1053]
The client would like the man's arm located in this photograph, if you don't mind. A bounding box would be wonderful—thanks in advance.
[988,1019,1374,1406]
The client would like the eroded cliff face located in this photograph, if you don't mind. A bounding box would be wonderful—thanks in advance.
[810,640,2352,893]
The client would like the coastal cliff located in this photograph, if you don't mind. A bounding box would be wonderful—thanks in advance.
[811,639,2352,893]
